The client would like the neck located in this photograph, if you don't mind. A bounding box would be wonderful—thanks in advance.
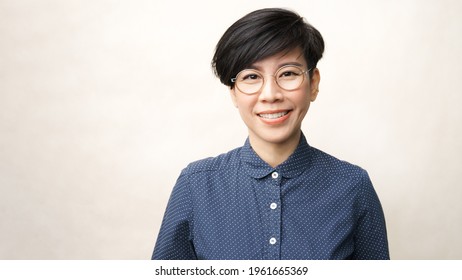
[249,131,301,168]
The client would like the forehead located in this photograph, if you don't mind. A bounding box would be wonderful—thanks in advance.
[250,47,306,70]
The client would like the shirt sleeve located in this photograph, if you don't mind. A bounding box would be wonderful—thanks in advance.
[152,170,197,260]
[352,170,390,260]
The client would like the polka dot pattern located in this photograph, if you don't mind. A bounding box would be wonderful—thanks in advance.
[152,133,389,260]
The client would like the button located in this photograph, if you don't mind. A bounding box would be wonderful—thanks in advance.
[271,172,279,179]
[270,203,277,210]
[269,238,277,245]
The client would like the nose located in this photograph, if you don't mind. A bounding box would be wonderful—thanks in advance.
[258,76,283,103]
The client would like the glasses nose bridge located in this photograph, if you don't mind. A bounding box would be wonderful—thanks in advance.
[261,72,279,89]
[259,72,283,100]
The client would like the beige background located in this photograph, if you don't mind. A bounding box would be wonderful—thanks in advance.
[1,0,461,259]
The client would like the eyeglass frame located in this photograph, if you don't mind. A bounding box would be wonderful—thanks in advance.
[230,64,312,95]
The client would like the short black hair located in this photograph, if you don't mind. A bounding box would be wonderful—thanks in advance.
[212,8,325,89]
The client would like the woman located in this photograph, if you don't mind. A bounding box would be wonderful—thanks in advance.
[152,8,389,260]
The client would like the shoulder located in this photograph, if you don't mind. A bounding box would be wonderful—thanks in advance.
[181,146,242,175]
[309,146,369,182]
[308,146,379,210]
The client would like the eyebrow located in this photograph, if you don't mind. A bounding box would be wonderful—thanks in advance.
[249,62,305,71]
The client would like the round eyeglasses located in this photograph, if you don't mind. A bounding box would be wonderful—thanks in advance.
[230,65,311,95]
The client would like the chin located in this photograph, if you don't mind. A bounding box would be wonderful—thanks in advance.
[255,129,300,145]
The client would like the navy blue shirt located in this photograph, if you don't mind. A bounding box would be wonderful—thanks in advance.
[152,133,389,260]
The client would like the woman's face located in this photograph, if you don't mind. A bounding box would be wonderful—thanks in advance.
[230,47,320,151]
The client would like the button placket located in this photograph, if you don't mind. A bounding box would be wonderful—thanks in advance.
[267,170,282,259]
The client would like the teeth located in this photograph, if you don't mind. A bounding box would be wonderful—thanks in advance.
[258,111,289,119]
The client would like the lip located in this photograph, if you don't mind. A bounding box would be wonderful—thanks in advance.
[257,109,292,125]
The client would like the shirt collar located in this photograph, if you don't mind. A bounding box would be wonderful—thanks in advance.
[240,132,313,179]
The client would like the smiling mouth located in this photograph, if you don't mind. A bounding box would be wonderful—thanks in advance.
[258,111,290,119]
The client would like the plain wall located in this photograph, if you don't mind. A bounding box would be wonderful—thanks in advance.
[1,0,461,259]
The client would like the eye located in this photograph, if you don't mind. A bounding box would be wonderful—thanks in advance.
[237,70,262,84]
[242,74,260,81]
[279,71,300,78]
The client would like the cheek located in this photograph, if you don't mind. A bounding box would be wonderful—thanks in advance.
[294,90,311,108]
[236,96,257,112]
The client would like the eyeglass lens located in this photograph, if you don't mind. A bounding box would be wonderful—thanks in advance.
[235,65,306,94]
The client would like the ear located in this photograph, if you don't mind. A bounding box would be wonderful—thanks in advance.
[309,68,321,102]
[229,88,238,108]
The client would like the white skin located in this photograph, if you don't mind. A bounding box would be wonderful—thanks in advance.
[230,47,321,167]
